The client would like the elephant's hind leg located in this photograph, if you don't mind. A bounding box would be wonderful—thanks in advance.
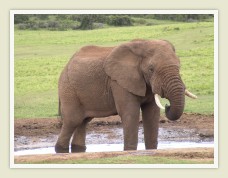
[55,102,85,153]
[71,117,92,153]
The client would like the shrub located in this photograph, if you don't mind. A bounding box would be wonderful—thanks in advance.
[17,23,28,30]
[14,14,29,24]
[107,15,132,26]
[71,25,79,30]
[79,15,94,30]
[56,14,69,20]
[132,18,147,25]
[70,14,81,21]
[35,14,49,20]
[93,23,104,29]
[47,21,60,28]
[30,24,39,30]
[58,24,68,31]
[38,22,48,29]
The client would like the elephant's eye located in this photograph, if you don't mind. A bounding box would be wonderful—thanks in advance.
[148,66,154,72]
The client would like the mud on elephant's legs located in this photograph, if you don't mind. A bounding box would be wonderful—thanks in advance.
[141,102,160,149]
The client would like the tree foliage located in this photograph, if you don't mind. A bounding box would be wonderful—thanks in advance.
[152,14,213,21]
[14,14,29,24]
[107,15,132,26]
[79,15,95,30]
[14,14,213,31]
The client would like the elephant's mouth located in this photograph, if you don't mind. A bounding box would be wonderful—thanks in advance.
[160,89,165,99]
[154,89,197,110]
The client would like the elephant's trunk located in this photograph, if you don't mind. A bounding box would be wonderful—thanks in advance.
[164,78,185,121]
[165,90,185,121]
[153,65,186,121]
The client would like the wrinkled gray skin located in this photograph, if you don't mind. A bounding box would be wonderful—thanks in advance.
[55,39,185,153]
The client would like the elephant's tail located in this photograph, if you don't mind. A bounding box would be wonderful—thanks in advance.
[58,98,62,118]
[57,98,63,127]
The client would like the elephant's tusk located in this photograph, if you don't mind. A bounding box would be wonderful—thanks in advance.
[154,94,165,110]
[185,89,197,99]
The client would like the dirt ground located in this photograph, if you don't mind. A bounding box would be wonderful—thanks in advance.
[14,147,214,164]
[14,113,214,164]
[15,113,214,138]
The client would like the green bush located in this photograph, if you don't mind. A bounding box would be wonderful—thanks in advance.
[93,23,104,29]
[38,22,48,29]
[14,14,213,31]
[35,14,49,20]
[107,15,132,26]
[47,21,59,28]
[17,23,28,30]
[14,14,29,24]
[132,18,147,25]
[79,15,94,30]
[153,14,213,22]
[77,14,107,30]
[71,25,79,30]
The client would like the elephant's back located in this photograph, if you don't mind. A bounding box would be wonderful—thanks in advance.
[74,45,114,60]
[67,46,109,81]
[63,45,115,112]
[66,45,114,84]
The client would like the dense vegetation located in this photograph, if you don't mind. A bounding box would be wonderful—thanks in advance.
[14,15,214,118]
[14,14,213,30]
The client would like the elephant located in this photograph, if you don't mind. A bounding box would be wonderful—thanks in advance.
[55,39,197,153]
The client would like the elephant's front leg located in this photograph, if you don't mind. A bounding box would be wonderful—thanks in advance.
[121,109,140,150]
[111,82,140,151]
[141,101,160,149]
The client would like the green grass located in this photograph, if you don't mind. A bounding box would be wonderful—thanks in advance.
[14,21,214,118]
[20,156,213,164]
[132,17,182,26]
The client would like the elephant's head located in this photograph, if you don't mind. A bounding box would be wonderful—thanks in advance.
[104,39,197,121]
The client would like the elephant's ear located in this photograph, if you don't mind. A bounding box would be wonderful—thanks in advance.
[161,39,176,52]
[104,42,146,97]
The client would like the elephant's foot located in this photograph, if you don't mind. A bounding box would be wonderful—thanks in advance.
[55,144,69,153]
[145,146,157,150]
[145,141,158,150]
[71,144,86,153]
[124,145,137,151]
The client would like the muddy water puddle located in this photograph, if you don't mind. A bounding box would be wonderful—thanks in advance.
[15,142,214,156]
[14,126,214,155]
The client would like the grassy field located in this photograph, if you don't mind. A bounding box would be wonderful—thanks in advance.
[18,156,213,164]
[14,21,214,118]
